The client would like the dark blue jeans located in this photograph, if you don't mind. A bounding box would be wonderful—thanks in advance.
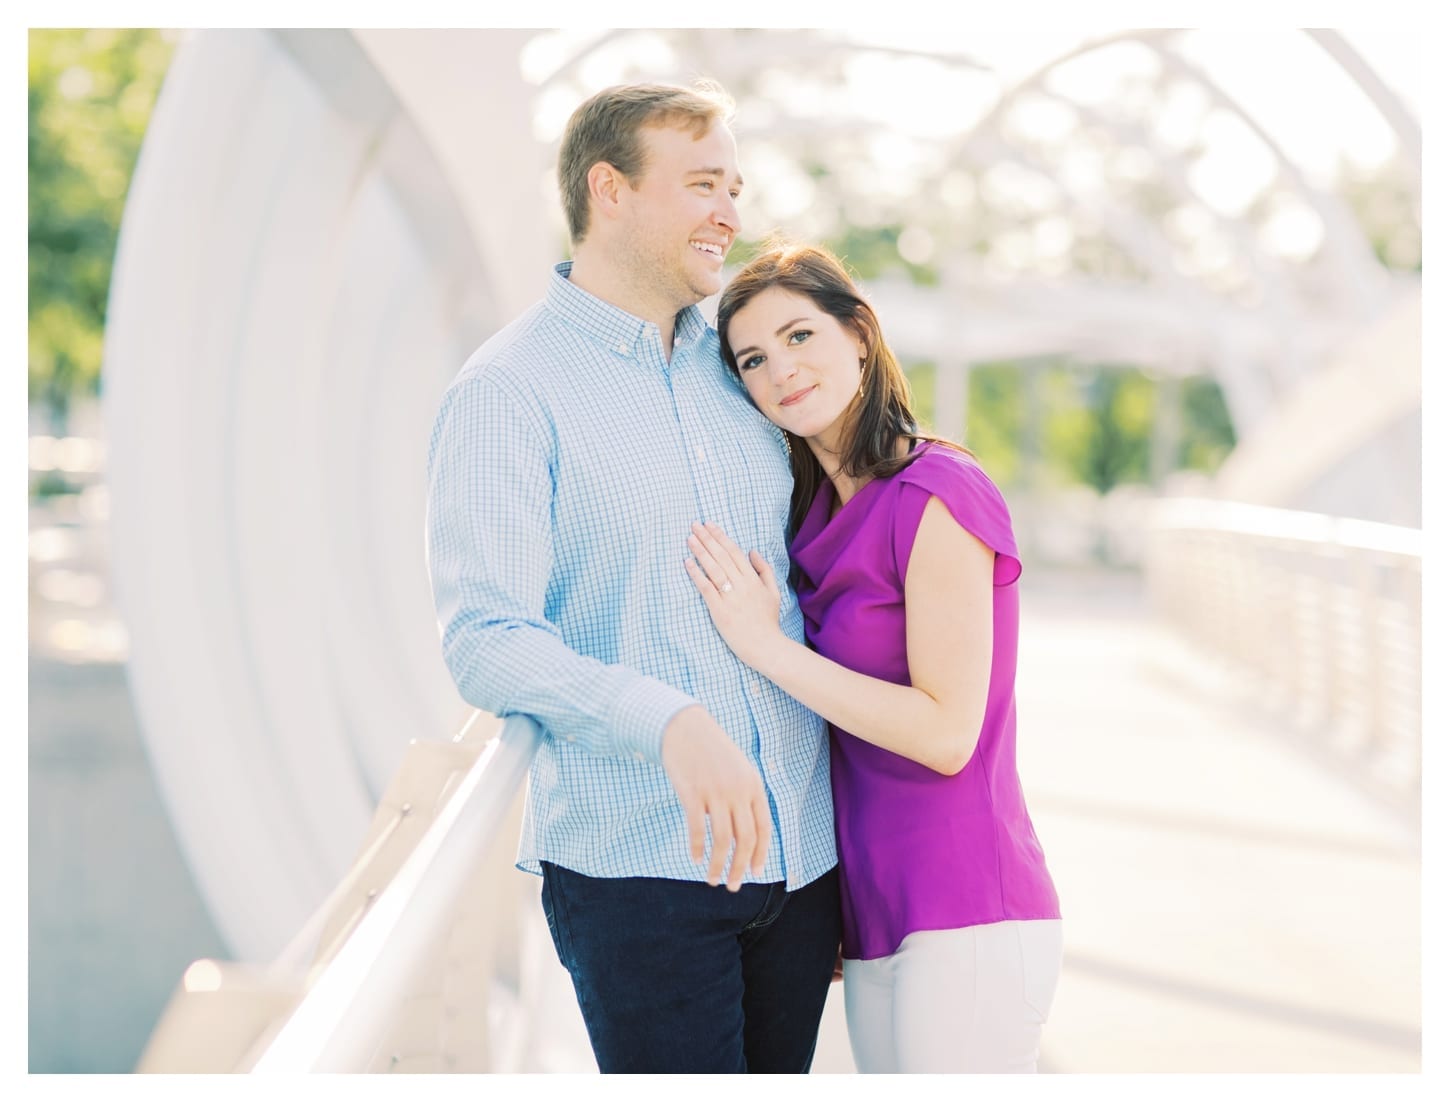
[539,862,841,1073]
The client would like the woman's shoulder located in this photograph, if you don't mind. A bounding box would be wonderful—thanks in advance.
[896,441,1004,501]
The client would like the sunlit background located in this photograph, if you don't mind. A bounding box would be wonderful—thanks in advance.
[28,27,1422,1074]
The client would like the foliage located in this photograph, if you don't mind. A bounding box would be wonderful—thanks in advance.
[825,224,939,286]
[913,357,1238,494]
[1178,374,1237,469]
[961,363,1025,486]
[1061,366,1153,494]
[28,28,176,426]
[1339,158,1421,273]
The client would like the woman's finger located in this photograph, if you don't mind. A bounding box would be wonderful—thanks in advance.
[705,522,753,577]
[683,556,720,605]
[695,523,747,579]
[749,550,779,598]
[686,533,733,591]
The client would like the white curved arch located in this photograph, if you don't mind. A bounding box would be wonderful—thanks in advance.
[103,28,547,959]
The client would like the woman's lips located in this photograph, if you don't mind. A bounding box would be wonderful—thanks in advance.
[779,386,814,407]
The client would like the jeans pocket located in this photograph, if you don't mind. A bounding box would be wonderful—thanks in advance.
[1019,920,1063,1025]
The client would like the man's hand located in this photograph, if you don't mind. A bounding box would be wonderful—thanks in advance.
[660,705,772,892]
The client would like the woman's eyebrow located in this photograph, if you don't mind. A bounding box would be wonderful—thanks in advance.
[733,318,810,358]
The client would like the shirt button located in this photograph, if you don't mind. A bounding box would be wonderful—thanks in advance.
[633,752,645,762]
[565,735,576,743]
[749,683,762,698]
[617,341,629,355]
[695,444,706,461]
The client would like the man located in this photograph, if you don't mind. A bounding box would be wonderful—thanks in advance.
[425,81,839,1074]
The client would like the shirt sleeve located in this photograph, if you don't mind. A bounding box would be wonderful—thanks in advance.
[890,448,1023,587]
[425,372,698,763]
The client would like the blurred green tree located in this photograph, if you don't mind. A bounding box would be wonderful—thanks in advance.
[1062,366,1155,494]
[28,28,176,428]
[964,362,1027,487]
[1339,158,1421,273]
[1179,374,1237,470]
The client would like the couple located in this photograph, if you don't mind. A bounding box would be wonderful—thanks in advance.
[425,79,1060,1074]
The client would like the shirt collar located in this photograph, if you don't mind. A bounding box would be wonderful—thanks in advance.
[546,261,710,360]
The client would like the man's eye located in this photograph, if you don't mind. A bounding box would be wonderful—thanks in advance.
[696,180,714,190]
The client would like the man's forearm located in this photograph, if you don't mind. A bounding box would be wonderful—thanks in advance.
[439,605,699,764]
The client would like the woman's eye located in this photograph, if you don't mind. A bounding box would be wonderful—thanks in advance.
[741,354,764,371]
[788,329,811,345]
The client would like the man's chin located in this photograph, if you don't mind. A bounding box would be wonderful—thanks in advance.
[691,273,724,301]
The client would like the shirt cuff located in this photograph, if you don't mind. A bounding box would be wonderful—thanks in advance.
[609,678,700,764]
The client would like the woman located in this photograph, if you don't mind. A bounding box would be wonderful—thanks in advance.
[683,242,1061,1073]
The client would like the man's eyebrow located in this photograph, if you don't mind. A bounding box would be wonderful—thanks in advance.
[732,318,810,359]
[688,166,745,187]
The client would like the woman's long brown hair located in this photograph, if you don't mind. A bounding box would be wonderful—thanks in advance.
[716,240,969,535]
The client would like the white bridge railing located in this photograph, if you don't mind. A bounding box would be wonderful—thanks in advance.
[1143,498,1422,818]
[137,713,554,1072]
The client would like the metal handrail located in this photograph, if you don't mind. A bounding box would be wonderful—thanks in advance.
[246,713,542,1072]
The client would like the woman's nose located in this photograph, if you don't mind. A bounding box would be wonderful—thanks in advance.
[769,355,798,384]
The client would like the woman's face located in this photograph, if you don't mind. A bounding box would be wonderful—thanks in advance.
[725,287,866,452]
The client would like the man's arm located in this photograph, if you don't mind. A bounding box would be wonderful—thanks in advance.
[425,373,768,888]
[426,373,691,760]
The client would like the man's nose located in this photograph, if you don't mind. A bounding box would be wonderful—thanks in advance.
[714,191,741,235]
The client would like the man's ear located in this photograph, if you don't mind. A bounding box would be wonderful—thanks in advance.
[587,161,628,224]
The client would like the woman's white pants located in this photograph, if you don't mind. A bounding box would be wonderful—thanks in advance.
[842,919,1063,1073]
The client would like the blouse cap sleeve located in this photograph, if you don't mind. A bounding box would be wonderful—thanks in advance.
[891,447,1023,587]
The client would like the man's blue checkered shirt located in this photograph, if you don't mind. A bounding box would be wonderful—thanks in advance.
[425,263,837,889]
